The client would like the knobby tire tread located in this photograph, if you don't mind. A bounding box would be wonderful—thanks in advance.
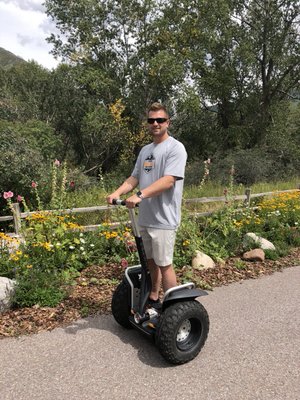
[155,300,209,365]
[111,280,132,329]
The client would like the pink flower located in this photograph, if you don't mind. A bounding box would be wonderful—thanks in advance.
[70,181,75,188]
[17,195,23,202]
[31,181,37,188]
[126,240,137,252]
[54,159,61,167]
[120,258,129,268]
[3,191,14,199]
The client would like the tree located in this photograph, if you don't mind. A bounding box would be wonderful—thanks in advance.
[43,64,95,163]
[0,120,54,202]
[43,0,300,171]
[44,0,190,175]
[45,0,187,123]
[160,0,300,147]
[1,61,51,121]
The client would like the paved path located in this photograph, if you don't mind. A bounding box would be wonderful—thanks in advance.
[0,266,299,400]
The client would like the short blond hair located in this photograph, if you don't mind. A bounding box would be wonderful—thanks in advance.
[148,102,169,117]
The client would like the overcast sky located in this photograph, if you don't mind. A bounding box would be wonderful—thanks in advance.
[0,0,60,69]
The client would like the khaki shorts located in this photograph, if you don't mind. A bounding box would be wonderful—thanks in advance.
[139,227,177,267]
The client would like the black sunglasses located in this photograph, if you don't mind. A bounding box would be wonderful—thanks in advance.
[147,118,169,124]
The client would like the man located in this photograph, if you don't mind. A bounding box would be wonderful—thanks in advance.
[107,102,187,306]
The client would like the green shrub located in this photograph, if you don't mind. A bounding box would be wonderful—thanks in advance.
[0,120,63,209]
[12,270,67,308]
[264,249,280,261]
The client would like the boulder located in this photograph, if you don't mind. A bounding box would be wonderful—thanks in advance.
[242,248,265,262]
[0,277,16,313]
[243,233,275,251]
[192,250,215,270]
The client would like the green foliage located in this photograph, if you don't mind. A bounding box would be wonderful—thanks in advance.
[210,148,275,185]
[1,168,139,308]
[172,89,219,162]
[264,250,280,261]
[20,120,63,162]
[1,176,299,308]
[0,214,100,307]
[178,183,300,267]
[43,64,95,164]
[174,212,202,268]
[199,209,243,259]
[90,224,138,265]
[0,120,44,202]
[2,2,300,182]
[233,190,300,252]
[0,122,65,212]
[80,102,126,172]
[12,270,67,308]
[1,61,51,121]
[234,259,247,270]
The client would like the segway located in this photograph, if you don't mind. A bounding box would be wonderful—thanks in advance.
[111,199,209,365]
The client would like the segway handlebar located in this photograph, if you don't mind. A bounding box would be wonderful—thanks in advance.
[111,198,140,237]
[112,199,126,206]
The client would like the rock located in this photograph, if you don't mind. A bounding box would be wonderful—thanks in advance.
[243,233,276,251]
[0,277,16,313]
[192,250,215,270]
[242,248,265,262]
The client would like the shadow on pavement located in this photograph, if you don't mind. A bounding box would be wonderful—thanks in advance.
[63,314,177,369]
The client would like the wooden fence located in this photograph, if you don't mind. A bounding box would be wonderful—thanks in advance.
[0,188,299,235]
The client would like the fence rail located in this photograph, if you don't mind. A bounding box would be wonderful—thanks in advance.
[0,187,299,235]
[184,189,298,204]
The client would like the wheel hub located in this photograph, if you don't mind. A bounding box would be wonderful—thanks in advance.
[176,319,192,342]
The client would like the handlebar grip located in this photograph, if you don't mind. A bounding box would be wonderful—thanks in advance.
[112,199,126,206]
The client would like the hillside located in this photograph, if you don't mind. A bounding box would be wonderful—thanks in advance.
[0,47,26,70]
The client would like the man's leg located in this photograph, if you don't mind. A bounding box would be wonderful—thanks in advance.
[147,258,161,301]
[160,264,177,292]
[148,259,177,300]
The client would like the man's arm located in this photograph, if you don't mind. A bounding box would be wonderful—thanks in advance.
[139,175,176,198]
[125,175,176,208]
[106,176,138,204]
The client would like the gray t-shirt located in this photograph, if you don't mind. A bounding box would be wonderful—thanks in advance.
[131,136,187,229]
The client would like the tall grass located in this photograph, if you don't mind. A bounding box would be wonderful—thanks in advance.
[58,176,300,209]
[184,177,300,199]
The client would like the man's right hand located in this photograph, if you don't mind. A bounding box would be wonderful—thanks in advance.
[106,193,120,204]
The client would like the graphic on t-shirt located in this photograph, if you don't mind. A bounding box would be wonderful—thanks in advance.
[143,154,155,173]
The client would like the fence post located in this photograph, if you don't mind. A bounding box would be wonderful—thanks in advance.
[244,188,251,207]
[12,203,22,235]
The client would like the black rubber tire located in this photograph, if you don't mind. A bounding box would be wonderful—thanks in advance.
[155,300,209,365]
[111,280,132,329]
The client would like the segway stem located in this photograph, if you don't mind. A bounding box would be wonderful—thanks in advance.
[112,199,151,315]
[135,235,152,314]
